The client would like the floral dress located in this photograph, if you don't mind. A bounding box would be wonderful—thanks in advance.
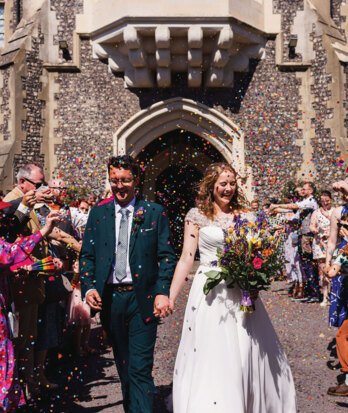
[0,231,42,412]
[311,207,333,260]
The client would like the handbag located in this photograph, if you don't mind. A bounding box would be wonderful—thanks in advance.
[43,273,73,303]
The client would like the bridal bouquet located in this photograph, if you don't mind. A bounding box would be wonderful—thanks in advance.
[203,212,283,312]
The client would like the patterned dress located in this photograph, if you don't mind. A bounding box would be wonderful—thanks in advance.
[0,231,42,412]
[311,207,333,260]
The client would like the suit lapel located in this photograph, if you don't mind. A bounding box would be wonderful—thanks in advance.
[129,198,142,257]
[106,200,116,258]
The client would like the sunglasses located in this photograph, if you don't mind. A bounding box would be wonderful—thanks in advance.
[23,177,44,189]
[338,223,348,230]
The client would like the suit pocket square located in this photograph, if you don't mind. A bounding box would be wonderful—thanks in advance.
[140,228,155,233]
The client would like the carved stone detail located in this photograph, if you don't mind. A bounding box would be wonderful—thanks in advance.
[89,22,266,88]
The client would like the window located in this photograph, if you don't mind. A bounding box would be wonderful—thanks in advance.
[0,3,4,48]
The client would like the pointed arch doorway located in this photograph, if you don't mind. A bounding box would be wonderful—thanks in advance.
[136,130,224,253]
[113,97,252,253]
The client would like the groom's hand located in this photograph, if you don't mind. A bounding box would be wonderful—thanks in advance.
[153,295,171,318]
[86,289,103,311]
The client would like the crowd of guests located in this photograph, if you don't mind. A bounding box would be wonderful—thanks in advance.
[0,163,99,412]
[2,162,348,411]
[251,179,348,396]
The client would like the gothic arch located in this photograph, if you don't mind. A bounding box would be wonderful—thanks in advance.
[114,97,252,196]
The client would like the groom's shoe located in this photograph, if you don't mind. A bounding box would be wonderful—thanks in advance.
[327,383,348,396]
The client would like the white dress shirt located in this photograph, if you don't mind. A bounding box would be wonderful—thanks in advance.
[107,198,136,284]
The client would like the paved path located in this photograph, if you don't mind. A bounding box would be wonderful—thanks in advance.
[35,280,348,412]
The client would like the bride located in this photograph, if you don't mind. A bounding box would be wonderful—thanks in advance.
[169,163,297,413]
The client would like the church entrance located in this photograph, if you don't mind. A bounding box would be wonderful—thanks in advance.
[136,130,224,254]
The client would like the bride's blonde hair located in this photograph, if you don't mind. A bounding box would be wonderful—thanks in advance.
[196,162,248,219]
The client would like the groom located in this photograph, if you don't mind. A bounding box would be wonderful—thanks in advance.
[80,155,176,413]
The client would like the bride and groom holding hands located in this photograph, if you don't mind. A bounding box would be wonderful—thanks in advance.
[80,155,297,413]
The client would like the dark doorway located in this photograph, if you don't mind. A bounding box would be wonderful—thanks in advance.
[136,129,224,254]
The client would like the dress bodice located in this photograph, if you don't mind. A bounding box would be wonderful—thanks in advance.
[185,208,238,266]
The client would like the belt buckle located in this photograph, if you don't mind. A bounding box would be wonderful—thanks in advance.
[116,284,132,292]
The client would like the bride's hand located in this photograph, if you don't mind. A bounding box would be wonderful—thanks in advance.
[153,295,171,318]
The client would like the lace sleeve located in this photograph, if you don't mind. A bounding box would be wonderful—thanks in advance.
[185,208,209,228]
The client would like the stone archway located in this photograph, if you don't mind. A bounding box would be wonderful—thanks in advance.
[114,97,252,197]
[136,130,225,254]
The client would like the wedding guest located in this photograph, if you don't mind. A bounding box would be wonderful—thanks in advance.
[87,193,97,208]
[250,199,259,213]
[70,198,90,240]
[326,224,348,397]
[271,182,319,301]
[3,164,53,396]
[310,190,334,306]
[0,203,59,412]
[325,183,348,329]
[34,178,81,389]
[67,260,95,356]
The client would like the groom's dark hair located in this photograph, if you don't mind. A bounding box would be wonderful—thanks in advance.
[107,155,140,177]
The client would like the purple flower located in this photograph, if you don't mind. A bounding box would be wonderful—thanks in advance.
[133,207,145,224]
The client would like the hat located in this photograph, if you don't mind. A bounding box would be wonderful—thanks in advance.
[0,201,13,210]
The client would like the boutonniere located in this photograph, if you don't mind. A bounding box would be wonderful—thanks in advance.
[132,207,145,233]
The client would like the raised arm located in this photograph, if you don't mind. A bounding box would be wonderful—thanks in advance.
[309,209,319,235]
[169,220,199,309]
[48,227,81,253]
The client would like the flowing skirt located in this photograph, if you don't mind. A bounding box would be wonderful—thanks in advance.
[173,266,297,413]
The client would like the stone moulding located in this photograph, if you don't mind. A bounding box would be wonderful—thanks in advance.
[89,21,266,88]
[114,97,252,195]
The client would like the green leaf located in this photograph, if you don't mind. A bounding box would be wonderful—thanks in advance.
[205,270,221,280]
[203,277,222,295]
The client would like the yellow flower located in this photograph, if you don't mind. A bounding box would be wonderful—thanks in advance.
[225,237,231,243]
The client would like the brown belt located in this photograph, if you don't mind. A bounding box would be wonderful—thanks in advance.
[107,284,134,292]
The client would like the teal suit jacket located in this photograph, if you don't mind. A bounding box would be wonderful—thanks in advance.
[80,197,177,322]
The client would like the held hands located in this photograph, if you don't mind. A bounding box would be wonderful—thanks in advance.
[153,295,172,318]
[86,290,102,311]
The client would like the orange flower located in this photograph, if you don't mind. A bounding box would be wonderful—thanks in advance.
[262,249,273,257]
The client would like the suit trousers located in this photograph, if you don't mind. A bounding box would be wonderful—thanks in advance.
[337,319,348,373]
[101,288,158,413]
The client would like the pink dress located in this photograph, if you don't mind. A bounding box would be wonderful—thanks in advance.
[67,275,91,327]
[0,231,42,412]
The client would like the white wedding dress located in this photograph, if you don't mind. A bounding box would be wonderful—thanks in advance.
[173,209,297,413]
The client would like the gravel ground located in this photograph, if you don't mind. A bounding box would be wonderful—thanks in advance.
[32,280,348,413]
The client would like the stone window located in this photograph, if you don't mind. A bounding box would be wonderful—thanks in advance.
[0,2,4,48]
